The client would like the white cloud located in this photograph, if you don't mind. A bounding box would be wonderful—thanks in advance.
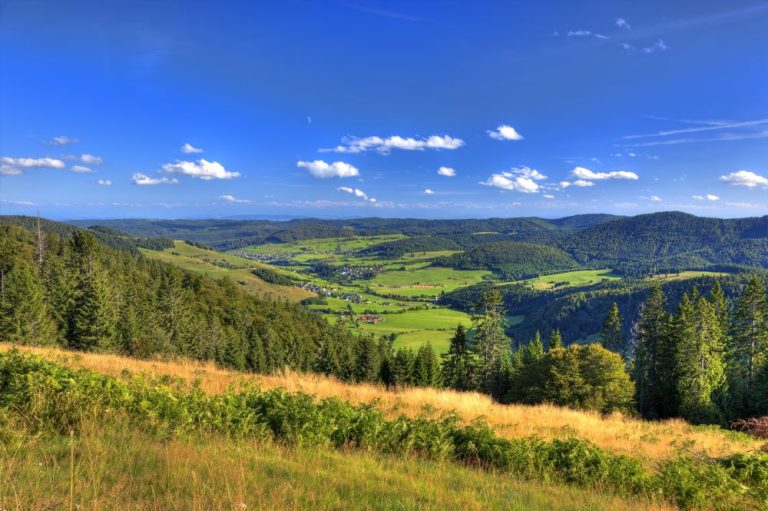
[321,134,464,154]
[572,179,595,187]
[0,164,22,176]
[567,30,592,37]
[649,195,662,202]
[543,194,555,199]
[337,186,375,202]
[616,18,631,29]
[46,135,78,146]
[298,160,359,178]
[643,40,669,53]
[1,157,66,169]
[181,143,203,154]
[559,181,571,188]
[424,189,435,195]
[572,166,639,180]
[219,194,252,203]
[131,173,178,185]
[487,125,524,141]
[81,154,103,165]
[719,170,768,188]
[437,166,456,177]
[480,167,547,193]
[97,179,112,186]
[691,194,720,201]
[71,165,93,173]
[162,159,240,180]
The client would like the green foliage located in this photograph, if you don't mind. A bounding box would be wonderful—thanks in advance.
[434,241,579,280]
[2,350,766,509]
[441,325,477,391]
[600,302,625,353]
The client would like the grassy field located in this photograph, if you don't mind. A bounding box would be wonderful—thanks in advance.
[7,344,761,465]
[230,234,406,257]
[140,241,312,302]
[369,266,492,298]
[650,271,729,282]
[1,410,671,511]
[517,269,621,290]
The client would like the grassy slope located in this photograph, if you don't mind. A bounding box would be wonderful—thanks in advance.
[1,416,671,511]
[5,344,761,466]
[140,241,313,302]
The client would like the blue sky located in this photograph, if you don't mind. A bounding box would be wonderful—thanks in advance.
[1,0,767,219]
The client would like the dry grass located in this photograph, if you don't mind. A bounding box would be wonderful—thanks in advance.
[3,343,763,465]
[0,418,675,511]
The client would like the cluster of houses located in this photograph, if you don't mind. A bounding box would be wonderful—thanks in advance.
[301,283,363,303]
[357,315,381,324]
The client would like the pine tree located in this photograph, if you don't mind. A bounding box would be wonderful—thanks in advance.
[548,329,563,350]
[0,261,56,344]
[354,336,380,383]
[441,324,476,390]
[390,348,415,387]
[729,276,768,417]
[413,343,441,387]
[631,283,673,419]
[600,302,625,353]
[674,294,727,424]
[471,289,511,394]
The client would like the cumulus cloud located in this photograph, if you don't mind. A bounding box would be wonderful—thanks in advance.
[1,157,66,169]
[97,179,112,186]
[616,18,631,30]
[424,189,435,195]
[437,166,456,177]
[481,167,547,193]
[162,159,240,180]
[181,143,203,154]
[487,125,524,141]
[219,194,252,203]
[0,164,22,175]
[71,165,93,173]
[692,194,720,201]
[298,160,359,178]
[559,181,571,189]
[131,173,178,185]
[649,195,662,202]
[337,186,375,202]
[719,170,768,188]
[572,166,639,180]
[321,134,464,154]
[81,154,103,165]
[572,179,595,187]
[46,136,78,146]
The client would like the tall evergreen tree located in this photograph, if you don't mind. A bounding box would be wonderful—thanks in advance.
[413,343,441,387]
[728,276,768,417]
[441,324,476,391]
[390,348,415,387]
[548,329,563,351]
[632,283,673,419]
[471,289,511,394]
[674,293,727,424]
[0,261,56,344]
[600,302,625,353]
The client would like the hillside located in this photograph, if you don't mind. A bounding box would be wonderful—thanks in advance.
[433,241,580,279]
[140,240,313,301]
[559,212,768,273]
[2,345,765,510]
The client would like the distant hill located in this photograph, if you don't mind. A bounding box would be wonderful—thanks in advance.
[557,211,768,274]
[433,241,579,280]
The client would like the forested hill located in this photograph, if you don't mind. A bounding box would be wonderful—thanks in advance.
[68,214,623,250]
[557,212,768,274]
[0,220,368,375]
[432,242,579,279]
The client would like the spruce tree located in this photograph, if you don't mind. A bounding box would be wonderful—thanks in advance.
[631,283,672,419]
[413,343,441,387]
[674,294,727,424]
[600,302,625,353]
[0,261,55,344]
[391,348,415,387]
[471,289,511,394]
[441,324,476,390]
[729,275,768,417]
[548,329,563,350]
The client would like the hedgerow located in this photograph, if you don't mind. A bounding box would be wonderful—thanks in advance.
[1,350,766,509]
